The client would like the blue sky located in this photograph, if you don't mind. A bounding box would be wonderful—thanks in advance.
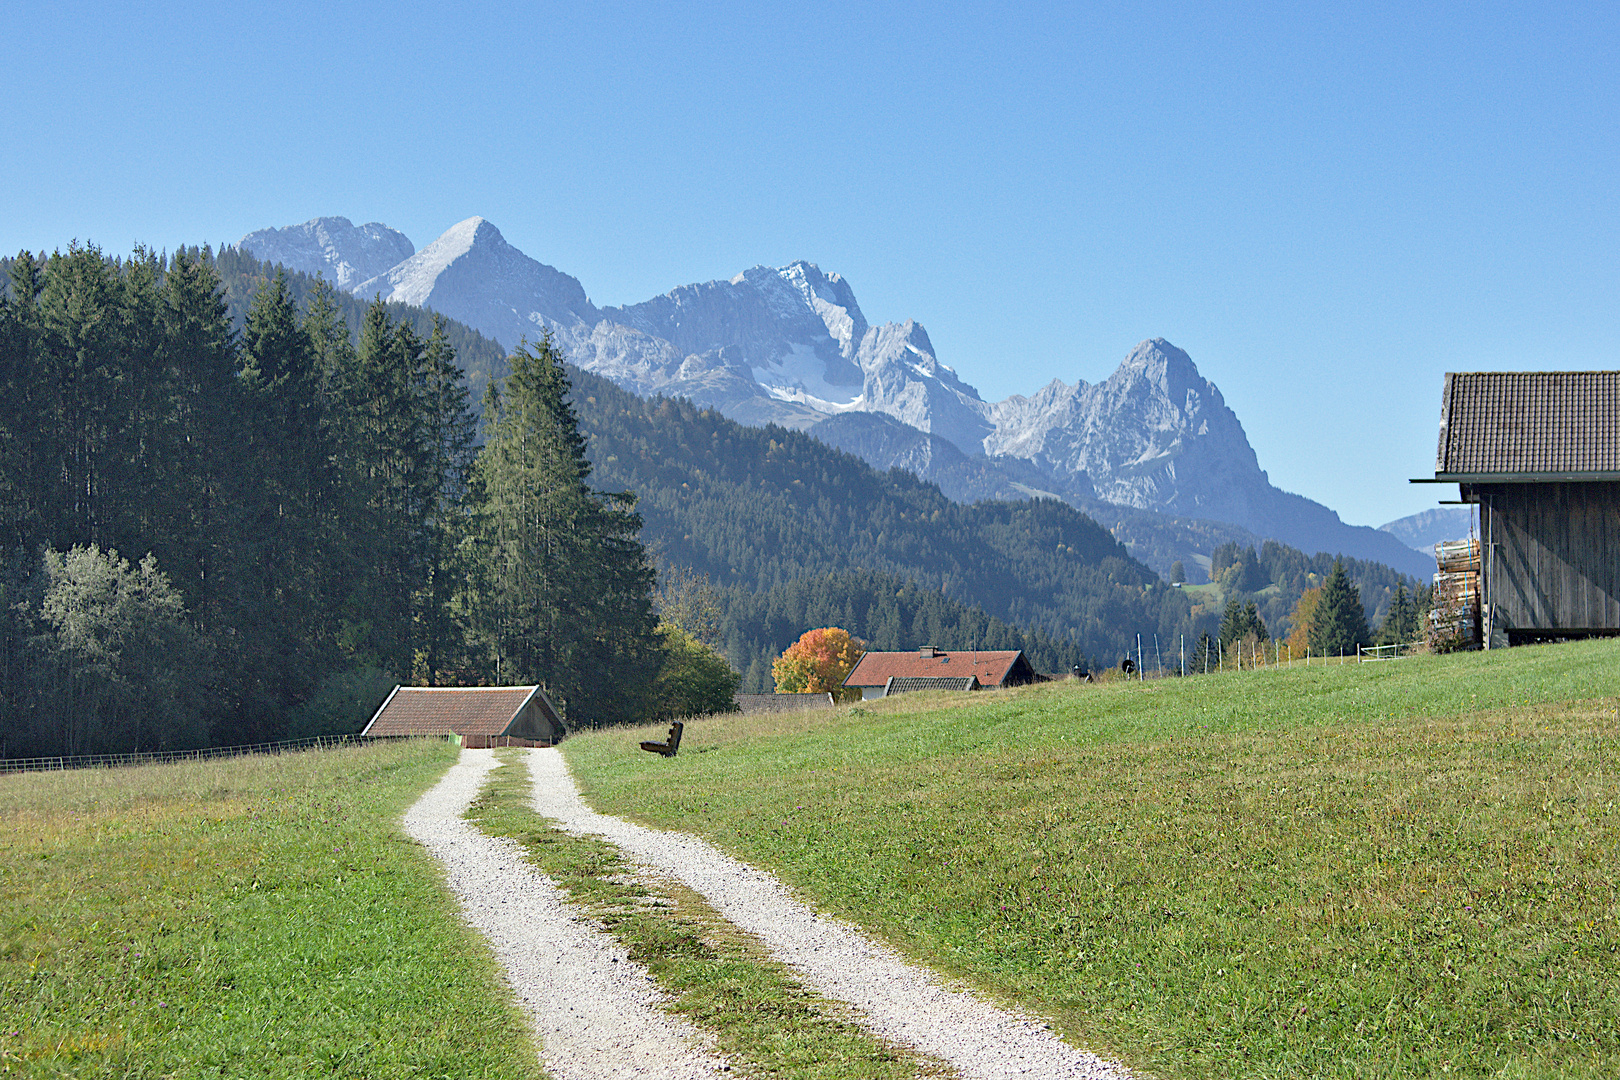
[6,1,1616,528]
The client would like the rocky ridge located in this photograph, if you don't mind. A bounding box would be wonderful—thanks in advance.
[238,217,415,291]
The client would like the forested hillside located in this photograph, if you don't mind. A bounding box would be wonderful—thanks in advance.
[569,372,1205,671]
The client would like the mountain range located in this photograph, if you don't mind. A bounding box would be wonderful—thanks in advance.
[239,215,1435,579]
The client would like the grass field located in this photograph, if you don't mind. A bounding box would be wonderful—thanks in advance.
[563,640,1620,1080]
[0,740,543,1079]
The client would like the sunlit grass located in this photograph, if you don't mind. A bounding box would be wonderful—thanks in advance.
[0,740,544,1079]
[563,640,1620,1079]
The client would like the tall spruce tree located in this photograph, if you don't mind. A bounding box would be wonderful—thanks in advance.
[233,271,335,737]
[1308,559,1371,657]
[415,316,478,683]
[330,302,433,677]
[467,336,659,726]
[156,247,241,623]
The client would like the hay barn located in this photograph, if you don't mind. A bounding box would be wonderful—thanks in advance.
[1419,371,1620,646]
[360,685,564,747]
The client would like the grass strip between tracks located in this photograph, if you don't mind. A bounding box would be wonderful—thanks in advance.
[467,748,950,1080]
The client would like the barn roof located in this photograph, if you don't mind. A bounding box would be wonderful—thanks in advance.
[360,685,549,739]
[844,648,1031,688]
[1433,371,1620,480]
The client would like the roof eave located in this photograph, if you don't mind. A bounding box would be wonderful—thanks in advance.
[359,684,403,737]
[1414,471,1620,484]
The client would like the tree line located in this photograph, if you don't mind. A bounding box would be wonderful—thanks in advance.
[0,244,663,757]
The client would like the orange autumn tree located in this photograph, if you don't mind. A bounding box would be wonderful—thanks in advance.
[771,627,865,701]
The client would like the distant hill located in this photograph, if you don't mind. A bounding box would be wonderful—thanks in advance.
[1380,507,1474,560]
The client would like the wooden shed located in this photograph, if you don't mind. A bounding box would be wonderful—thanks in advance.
[1417,371,1620,646]
[360,685,564,746]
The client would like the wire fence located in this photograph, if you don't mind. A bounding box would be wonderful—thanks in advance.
[0,732,420,776]
[1102,633,1423,682]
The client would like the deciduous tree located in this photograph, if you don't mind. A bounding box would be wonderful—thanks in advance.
[772,627,865,700]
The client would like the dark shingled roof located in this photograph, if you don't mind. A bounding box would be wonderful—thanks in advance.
[1437,372,1620,477]
[361,686,543,738]
[885,676,979,693]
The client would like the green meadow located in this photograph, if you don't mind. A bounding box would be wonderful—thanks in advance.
[0,740,541,1079]
[564,640,1620,1080]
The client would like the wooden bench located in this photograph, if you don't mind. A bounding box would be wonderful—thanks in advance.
[639,721,684,757]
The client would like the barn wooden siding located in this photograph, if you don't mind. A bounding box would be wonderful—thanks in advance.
[1478,481,1620,637]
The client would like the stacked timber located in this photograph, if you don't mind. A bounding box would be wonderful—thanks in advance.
[1430,537,1481,648]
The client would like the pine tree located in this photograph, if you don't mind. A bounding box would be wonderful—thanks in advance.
[467,335,659,725]
[331,302,433,677]
[1219,600,1268,649]
[1308,559,1371,658]
[157,247,240,624]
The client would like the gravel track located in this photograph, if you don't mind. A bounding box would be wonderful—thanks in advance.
[529,747,1132,1080]
[402,749,728,1080]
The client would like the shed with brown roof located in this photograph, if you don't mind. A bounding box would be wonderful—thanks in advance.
[360,685,564,746]
[1417,371,1620,646]
[843,647,1041,700]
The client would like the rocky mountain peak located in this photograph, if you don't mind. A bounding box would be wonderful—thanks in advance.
[349,217,597,344]
[777,261,868,356]
[1108,339,1210,401]
[238,216,414,291]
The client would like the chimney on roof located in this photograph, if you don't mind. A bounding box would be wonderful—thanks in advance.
[919,646,937,658]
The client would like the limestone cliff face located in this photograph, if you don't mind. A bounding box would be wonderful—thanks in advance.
[985,339,1266,519]
[239,216,415,291]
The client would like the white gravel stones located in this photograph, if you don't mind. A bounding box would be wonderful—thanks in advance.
[402,748,728,1080]
[529,747,1133,1080]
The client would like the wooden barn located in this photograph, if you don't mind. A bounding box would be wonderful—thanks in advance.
[360,685,565,747]
[1418,371,1620,647]
[842,647,1042,701]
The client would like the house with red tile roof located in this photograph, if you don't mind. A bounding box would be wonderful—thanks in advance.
[360,685,564,746]
[842,647,1043,701]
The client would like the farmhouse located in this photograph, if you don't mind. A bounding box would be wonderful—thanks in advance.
[360,685,564,746]
[1418,371,1620,646]
[843,647,1042,700]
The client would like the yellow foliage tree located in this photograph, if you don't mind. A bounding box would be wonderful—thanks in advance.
[1286,586,1323,656]
[771,627,865,701]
